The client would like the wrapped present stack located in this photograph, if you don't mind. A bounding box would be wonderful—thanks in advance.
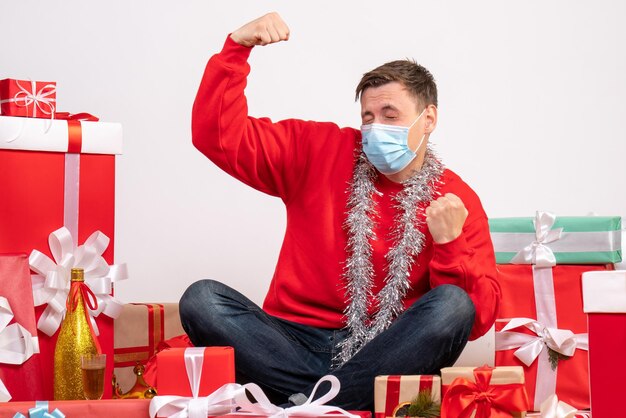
[0,77,126,400]
[113,303,186,393]
[490,211,622,412]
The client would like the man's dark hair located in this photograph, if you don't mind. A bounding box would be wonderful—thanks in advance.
[355,59,438,109]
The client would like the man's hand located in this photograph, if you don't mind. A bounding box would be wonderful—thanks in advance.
[230,12,290,47]
[425,193,468,244]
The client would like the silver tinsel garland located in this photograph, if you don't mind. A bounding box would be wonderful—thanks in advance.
[337,146,444,364]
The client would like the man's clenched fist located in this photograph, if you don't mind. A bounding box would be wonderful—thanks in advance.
[425,193,468,244]
[230,12,290,47]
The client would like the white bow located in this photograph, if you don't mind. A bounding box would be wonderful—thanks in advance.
[236,375,358,418]
[29,227,128,337]
[539,394,582,418]
[496,317,588,367]
[511,211,563,267]
[0,296,40,402]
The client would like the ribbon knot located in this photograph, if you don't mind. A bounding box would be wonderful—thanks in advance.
[474,391,494,403]
[29,227,128,337]
[0,297,40,402]
[511,211,563,267]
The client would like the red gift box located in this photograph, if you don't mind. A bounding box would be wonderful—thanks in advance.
[0,78,57,118]
[155,347,235,396]
[374,375,441,418]
[0,254,45,401]
[0,399,150,417]
[0,115,123,399]
[440,365,529,418]
[494,264,612,411]
[582,270,626,418]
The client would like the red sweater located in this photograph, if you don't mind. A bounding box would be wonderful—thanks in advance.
[192,36,501,340]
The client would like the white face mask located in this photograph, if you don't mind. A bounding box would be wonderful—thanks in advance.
[360,109,426,175]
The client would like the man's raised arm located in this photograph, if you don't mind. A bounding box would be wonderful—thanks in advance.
[191,13,306,199]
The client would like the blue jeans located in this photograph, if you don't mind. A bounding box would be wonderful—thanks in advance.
[179,280,474,411]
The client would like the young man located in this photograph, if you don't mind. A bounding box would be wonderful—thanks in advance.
[180,12,500,410]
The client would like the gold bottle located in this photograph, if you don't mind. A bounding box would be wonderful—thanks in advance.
[54,267,102,400]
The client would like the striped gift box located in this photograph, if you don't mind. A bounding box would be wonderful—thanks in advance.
[489,213,621,265]
[374,375,441,418]
[113,303,185,392]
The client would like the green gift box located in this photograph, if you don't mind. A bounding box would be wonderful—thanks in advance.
[489,212,622,265]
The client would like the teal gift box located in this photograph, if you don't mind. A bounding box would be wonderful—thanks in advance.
[489,212,622,265]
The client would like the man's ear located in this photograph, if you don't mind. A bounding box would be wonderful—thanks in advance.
[425,104,438,133]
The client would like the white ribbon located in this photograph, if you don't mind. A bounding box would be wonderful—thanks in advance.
[0,80,56,119]
[150,348,358,418]
[539,394,580,418]
[0,378,9,403]
[236,375,358,418]
[29,227,128,337]
[0,296,40,402]
[510,211,563,267]
[496,318,588,367]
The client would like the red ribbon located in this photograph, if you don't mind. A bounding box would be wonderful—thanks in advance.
[66,281,99,312]
[55,112,99,122]
[54,112,99,153]
[441,366,529,418]
[65,280,102,353]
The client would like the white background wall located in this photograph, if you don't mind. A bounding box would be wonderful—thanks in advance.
[2,1,625,306]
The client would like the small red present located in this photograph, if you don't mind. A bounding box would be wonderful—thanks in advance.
[1,399,150,417]
[0,254,44,401]
[0,78,56,118]
[155,346,235,397]
[582,270,626,418]
[374,375,441,418]
[0,114,123,399]
[441,365,529,418]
